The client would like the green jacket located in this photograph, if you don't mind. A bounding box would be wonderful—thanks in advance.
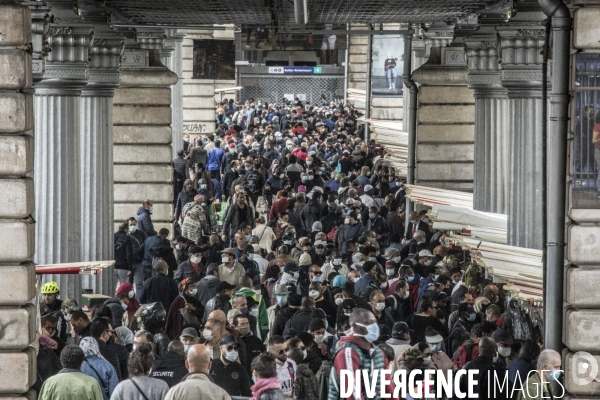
[38,370,104,400]
[518,372,561,400]
[235,287,270,339]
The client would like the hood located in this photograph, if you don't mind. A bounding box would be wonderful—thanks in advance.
[235,287,257,300]
[137,206,148,216]
[296,363,314,378]
[200,276,221,289]
[103,298,121,306]
[153,351,186,369]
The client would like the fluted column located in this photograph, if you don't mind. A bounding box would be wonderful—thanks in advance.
[34,25,93,264]
[465,35,510,214]
[162,30,186,158]
[498,21,547,249]
[80,37,123,261]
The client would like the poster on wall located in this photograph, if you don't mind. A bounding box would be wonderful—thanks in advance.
[371,35,404,98]
[193,40,235,80]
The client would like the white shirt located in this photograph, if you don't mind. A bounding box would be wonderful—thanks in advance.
[276,359,297,397]
[253,254,268,275]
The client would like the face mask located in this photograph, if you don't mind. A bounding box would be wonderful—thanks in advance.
[315,248,324,255]
[344,312,352,317]
[287,145,293,150]
[293,272,300,279]
[149,206,154,213]
[184,344,192,353]
[250,308,259,317]
[433,274,439,280]
[335,297,343,306]
[333,258,342,266]
[410,219,417,225]
[344,218,350,224]
[423,356,432,365]
[189,288,198,296]
[302,349,308,360]
[368,257,376,262]
[279,174,285,179]
[493,354,499,363]
[306,161,312,166]
[315,334,325,344]
[239,307,248,315]
[222,257,229,263]
[128,226,137,233]
[548,369,562,381]
[276,295,287,305]
[369,213,375,219]
[238,324,251,335]
[121,302,128,310]
[65,314,72,322]
[498,347,511,358]
[403,291,410,299]
[466,313,477,322]
[406,275,415,283]
[191,256,201,264]
[452,280,459,285]
[201,202,207,207]
[375,303,386,312]
[302,176,308,181]
[128,290,135,299]
[418,239,426,245]
[352,277,360,283]
[386,269,395,276]
[202,330,213,341]
[176,244,181,250]
[283,240,292,245]
[230,148,236,154]
[225,350,239,362]
[354,322,380,343]
[375,251,380,257]
[309,290,320,299]
[312,276,322,283]
[429,343,441,353]
[248,254,255,261]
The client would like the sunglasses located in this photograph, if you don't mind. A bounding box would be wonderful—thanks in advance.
[311,271,323,275]
[226,345,239,351]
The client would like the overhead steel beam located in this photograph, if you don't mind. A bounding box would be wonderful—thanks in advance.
[278,29,414,35]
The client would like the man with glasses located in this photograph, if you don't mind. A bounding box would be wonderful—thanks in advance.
[209,334,252,397]
[89,318,124,381]
[297,264,323,297]
[267,335,297,398]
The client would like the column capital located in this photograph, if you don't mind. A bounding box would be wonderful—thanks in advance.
[35,24,94,95]
[136,28,166,52]
[26,1,53,83]
[464,30,505,96]
[83,35,125,97]
[414,23,455,61]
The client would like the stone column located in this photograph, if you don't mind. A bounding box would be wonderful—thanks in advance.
[464,32,510,214]
[113,46,178,234]
[412,46,475,191]
[34,24,93,264]
[161,29,187,158]
[498,21,546,249]
[0,2,37,397]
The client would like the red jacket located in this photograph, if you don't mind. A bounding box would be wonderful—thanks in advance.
[269,197,289,220]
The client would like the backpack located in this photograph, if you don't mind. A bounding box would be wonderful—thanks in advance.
[244,170,261,195]
[453,340,476,369]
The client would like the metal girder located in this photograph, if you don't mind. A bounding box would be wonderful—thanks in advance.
[277,29,414,35]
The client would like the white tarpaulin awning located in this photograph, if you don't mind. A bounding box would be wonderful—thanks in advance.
[36,260,116,275]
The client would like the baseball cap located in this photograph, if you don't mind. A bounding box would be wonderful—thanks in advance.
[341,298,357,309]
[283,328,298,339]
[222,248,236,256]
[348,211,358,219]
[288,293,302,307]
[273,284,290,295]
[216,281,236,292]
[220,334,238,346]
[284,262,299,272]
[492,329,514,345]
[418,250,434,258]
[364,184,373,192]
[180,327,199,339]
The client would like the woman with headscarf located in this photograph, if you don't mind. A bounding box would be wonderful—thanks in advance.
[164,278,205,340]
[115,282,140,331]
[79,337,119,400]
[114,326,135,353]
[310,221,322,242]
[268,159,281,179]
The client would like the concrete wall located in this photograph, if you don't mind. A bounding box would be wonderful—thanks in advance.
[182,29,235,138]
[113,56,178,231]
[413,47,474,191]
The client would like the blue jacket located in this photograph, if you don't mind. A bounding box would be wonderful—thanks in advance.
[137,207,157,236]
[138,234,163,269]
[354,274,373,296]
[207,147,224,171]
[81,356,119,400]
[418,277,435,299]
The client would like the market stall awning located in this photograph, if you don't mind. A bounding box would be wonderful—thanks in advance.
[36,261,116,275]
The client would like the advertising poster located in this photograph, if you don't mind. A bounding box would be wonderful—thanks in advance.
[371,35,404,97]
[193,40,235,80]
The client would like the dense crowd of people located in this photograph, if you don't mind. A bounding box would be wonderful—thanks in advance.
[35,97,557,400]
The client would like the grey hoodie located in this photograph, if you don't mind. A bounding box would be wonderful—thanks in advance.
[196,275,221,306]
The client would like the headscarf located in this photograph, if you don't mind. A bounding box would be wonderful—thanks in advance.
[79,337,104,359]
[333,275,346,288]
[249,377,282,400]
[299,253,312,267]
[115,326,134,348]
[116,282,140,314]
[269,159,280,174]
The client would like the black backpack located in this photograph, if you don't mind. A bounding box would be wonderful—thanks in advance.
[244,170,261,195]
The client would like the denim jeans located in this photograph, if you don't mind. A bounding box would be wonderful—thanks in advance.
[132,263,152,301]
[387,67,398,87]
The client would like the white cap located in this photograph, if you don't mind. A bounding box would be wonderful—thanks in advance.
[418,250,433,258]
[364,184,373,192]
[275,131,282,136]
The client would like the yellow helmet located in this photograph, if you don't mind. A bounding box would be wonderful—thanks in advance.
[41,281,59,294]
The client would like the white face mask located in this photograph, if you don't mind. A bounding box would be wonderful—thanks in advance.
[314,334,325,344]
[191,255,202,264]
[375,303,386,312]
[189,288,198,296]
[423,356,432,365]
[498,347,511,358]
[309,290,320,299]
[352,277,360,283]
[128,225,137,233]
[333,258,342,266]
[335,297,343,306]
[222,256,229,263]
[202,330,213,341]
[403,291,410,299]
[65,314,72,322]
[302,349,307,360]
[224,350,239,362]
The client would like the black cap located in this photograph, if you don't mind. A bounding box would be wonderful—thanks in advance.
[492,329,514,345]
[283,328,298,340]
[288,293,302,307]
[188,245,202,254]
[341,299,356,309]
[392,322,410,335]
[216,281,236,292]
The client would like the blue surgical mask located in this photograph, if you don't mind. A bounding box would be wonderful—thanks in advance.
[467,313,477,322]
[429,343,442,353]
[386,269,395,276]
[406,275,415,283]
[276,295,287,304]
[200,184,207,189]
[312,276,322,282]
[248,254,255,261]
[201,203,206,207]
[548,370,562,382]
[149,206,154,213]
[368,257,376,262]
[410,219,417,224]
[121,302,128,311]
[354,322,380,343]
[184,344,192,353]
[369,213,375,219]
